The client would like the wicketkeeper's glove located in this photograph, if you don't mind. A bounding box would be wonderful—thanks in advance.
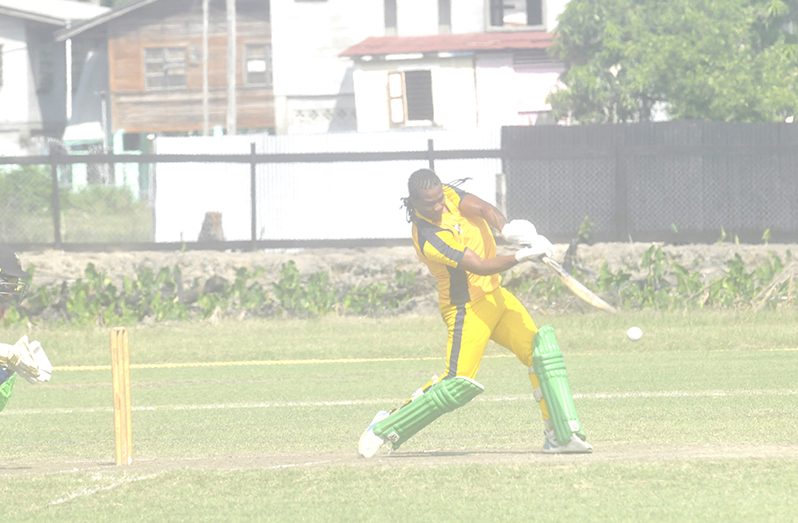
[5,336,52,384]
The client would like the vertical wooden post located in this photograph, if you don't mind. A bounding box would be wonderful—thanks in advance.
[427,138,435,170]
[49,153,62,248]
[250,142,257,248]
[614,144,629,241]
[110,327,132,466]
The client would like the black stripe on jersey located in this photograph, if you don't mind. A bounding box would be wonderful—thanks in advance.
[415,221,465,266]
[447,305,467,378]
[446,265,470,306]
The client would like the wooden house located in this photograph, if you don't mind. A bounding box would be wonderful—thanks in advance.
[57,0,273,144]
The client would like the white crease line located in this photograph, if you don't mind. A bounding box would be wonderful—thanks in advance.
[48,472,161,506]
[56,355,497,372]
[262,460,335,470]
[53,347,798,372]
[7,389,798,416]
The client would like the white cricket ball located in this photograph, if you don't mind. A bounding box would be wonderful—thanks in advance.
[626,326,643,341]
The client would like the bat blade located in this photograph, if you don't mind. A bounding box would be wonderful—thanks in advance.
[541,256,617,314]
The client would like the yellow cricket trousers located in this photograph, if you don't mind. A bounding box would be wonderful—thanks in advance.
[441,286,538,378]
[408,286,551,423]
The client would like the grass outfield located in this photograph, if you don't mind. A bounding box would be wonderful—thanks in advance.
[2,310,798,521]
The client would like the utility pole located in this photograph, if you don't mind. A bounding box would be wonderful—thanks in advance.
[226,0,237,135]
[65,31,72,123]
[202,0,209,135]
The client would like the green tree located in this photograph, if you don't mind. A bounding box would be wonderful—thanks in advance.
[549,0,798,123]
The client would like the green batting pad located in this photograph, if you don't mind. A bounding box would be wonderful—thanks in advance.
[374,376,484,450]
[0,372,17,413]
[533,325,585,444]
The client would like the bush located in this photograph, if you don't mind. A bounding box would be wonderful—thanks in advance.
[0,166,53,214]
[3,249,797,327]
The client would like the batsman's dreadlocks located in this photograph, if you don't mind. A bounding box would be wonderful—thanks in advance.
[401,169,441,222]
[401,169,471,222]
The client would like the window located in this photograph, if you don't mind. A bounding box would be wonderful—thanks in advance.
[385,0,397,34]
[388,70,434,126]
[245,43,272,87]
[513,49,554,67]
[144,47,187,90]
[122,133,141,151]
[489,0,543,28]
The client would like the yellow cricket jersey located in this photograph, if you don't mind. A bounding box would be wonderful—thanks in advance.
[411,185,501,308]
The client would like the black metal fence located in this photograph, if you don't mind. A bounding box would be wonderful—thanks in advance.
[503,121,798,243]
[2,121,797,250]
[0,141,500,250]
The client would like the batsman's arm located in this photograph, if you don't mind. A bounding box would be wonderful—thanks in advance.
[458,193,506,231]
[459,248,519,276]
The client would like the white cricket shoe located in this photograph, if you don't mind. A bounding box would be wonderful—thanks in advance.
[542,430,593,454]
[358,410,390,458]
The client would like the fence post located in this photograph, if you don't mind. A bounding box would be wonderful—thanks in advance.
[427,138,435,170]
[614,144,629,241]
[250,142,257,248]
[495,173,507,218]
[49,151,62,247]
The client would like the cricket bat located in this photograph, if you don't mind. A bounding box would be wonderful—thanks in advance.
[540,256,617,314]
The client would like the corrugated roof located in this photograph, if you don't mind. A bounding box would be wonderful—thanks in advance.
[0,0,109,25]
[55,0,163,41]
[340,31,554,58]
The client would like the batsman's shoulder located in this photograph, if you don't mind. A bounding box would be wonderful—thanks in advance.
[443,184,465,203]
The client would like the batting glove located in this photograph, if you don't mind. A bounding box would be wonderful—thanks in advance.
[501,219,537,244]
[513,234,554,262]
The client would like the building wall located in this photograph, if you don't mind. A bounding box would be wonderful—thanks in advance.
[449,0,485,33]
[353,53,562,132]
[396,0,438,35]
[0,16,31,153]
[0,16,71,154]
[270,0,383,134]
[270,0,570,135]
[475,54,562,127]
[545,0,569,31]
[448,0,569,33]
[26,24,67,137]
[352,56,477,132]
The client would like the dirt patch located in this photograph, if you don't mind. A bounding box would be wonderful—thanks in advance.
[17,243,798,285]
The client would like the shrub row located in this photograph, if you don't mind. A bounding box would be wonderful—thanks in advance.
[3,246,796,326]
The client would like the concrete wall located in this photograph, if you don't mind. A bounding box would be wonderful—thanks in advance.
[153,130,500,242]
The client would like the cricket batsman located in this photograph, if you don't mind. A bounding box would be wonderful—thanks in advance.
[0,251,53,413]
[358,168,591,457]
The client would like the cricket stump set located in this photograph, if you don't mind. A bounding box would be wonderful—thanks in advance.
[110,327,133,466]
